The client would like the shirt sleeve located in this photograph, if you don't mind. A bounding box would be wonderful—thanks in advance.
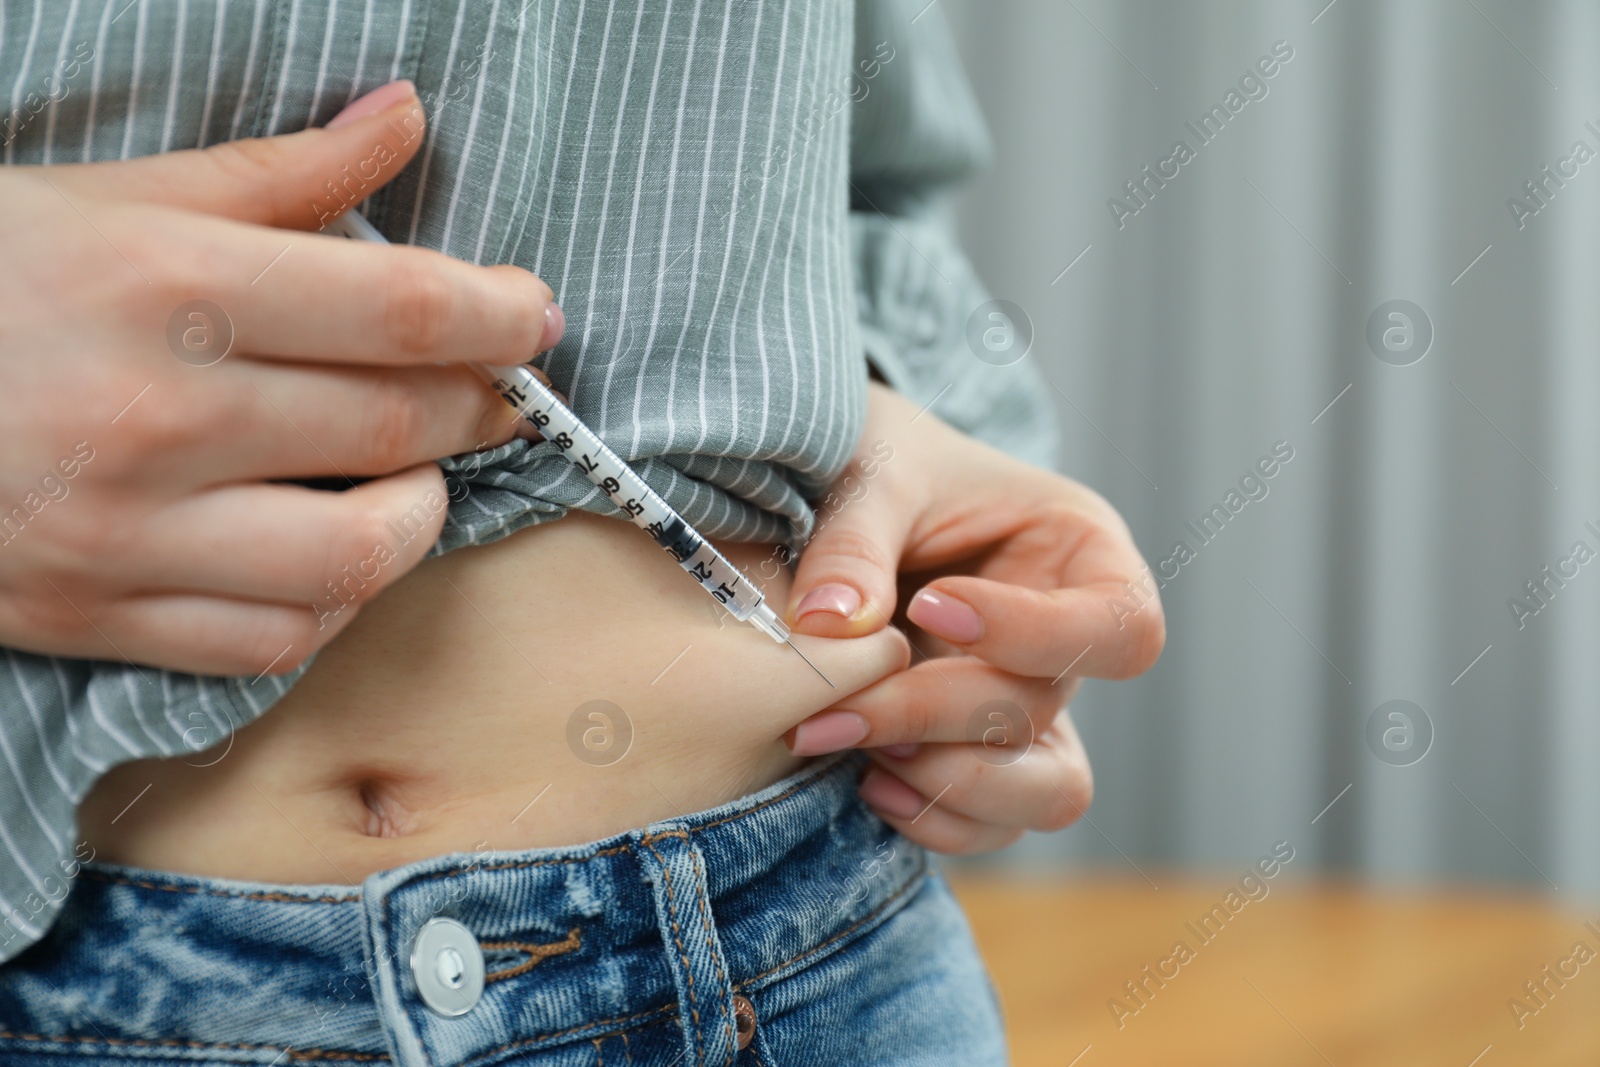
[848,0,1061,472]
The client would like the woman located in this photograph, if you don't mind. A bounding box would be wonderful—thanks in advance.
[0,1,1161,1063]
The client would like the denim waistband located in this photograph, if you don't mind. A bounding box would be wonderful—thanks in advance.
[0,753,929,1067]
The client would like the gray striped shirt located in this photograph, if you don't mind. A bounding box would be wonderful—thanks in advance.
[0,0,1058,961]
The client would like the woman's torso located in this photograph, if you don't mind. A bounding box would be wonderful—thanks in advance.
[79,510,908,881]
[9,0,880,881]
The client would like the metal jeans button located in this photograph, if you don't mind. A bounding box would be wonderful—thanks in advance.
[732,994,757,1050]
[410,918,485,1017]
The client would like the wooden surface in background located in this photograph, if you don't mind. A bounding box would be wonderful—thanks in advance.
[950,875,1600,1067]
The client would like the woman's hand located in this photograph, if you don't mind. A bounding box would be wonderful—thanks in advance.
[781,381,1166,852]
[0,81,561,676]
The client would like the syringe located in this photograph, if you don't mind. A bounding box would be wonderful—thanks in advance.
[330,209,829,679]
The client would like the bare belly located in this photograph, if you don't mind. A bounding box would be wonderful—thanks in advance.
[78,509,909,884]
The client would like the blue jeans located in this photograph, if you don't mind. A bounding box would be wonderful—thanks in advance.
[0,754,1006,1066]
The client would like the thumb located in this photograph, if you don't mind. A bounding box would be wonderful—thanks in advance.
[37,80,425,231]
[784,479,916,639]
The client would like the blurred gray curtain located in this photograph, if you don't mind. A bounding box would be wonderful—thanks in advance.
[943,0,1600,896]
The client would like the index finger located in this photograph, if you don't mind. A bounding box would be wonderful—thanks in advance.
[129,204,557,367]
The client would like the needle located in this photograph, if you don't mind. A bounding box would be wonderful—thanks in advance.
[785,638,833,688]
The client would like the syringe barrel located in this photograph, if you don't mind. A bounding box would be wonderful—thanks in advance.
[477,364,787,640]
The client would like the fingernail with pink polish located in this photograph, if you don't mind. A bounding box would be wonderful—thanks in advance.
[907,588,984,644]
[791,583,862,624]
[859,770,925,820]
[880,743,920,760]
[540,303,565,351]
[326,80,417,129]
[789,711,869,757]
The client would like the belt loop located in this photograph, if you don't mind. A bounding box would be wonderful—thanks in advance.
[634,827,738,1067]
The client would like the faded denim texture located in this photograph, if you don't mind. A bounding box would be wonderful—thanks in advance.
[0,754,1006,1066]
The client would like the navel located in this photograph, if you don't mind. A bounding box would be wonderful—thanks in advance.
[357,777,420,838]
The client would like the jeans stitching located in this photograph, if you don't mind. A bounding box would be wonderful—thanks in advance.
[642,837,704,1067]
[462,1005,676,1066]
[0,1029,385,1062]
[687,839,735,1063]
[403,844,633,886]
[76,868,355,904]
[481,927,583,982]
